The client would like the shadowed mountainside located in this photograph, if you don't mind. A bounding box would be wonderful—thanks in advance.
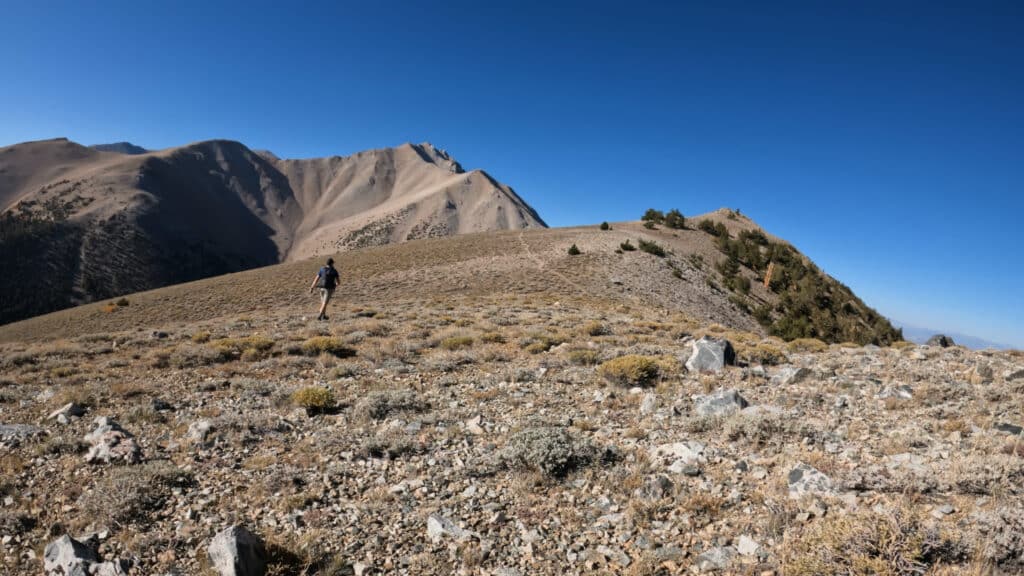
[0,138,544,324]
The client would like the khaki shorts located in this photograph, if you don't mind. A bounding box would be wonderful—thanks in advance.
[319,288,335,305]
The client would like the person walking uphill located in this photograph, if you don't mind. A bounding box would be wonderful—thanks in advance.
[309,258,340,321]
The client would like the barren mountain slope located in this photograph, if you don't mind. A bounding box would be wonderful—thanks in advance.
[0,212,899,346]
[0,138,544,325]
[269,142,544,257]
[0,260,1020,576]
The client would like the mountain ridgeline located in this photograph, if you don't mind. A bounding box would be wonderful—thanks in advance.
[0,138,545,324]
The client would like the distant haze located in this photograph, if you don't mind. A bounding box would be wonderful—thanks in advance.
[894,320,1013,351]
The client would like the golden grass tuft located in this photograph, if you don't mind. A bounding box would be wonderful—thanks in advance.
[300,336,355,358]
[439,335,474,350]
[786,338,829,353]
[781,504,962,576]
[291,387,336,413]
[598,355,660,387]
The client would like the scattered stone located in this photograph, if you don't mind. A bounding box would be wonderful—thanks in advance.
[650,442,705,473]
[464,415,485,435]
[48,402,87,424]
[994,422,1023,436]
[635,475,674,499]
[969,363,995,385]
[1004,368,1024,382]
[187,419,215,445]
[43,534,130,576]
[639,392,658,416]
[926,334,955,347]
[208,525,266,576]
[693,388,749,417]
[932,504,956,519]
[787,463,833,497]
[426,514,475,544]
[44,534,98,576]
[0,423,44,446]
[737,535,760,556]
[83,417,142,464]
[696,546,736,572]
[685,337,735,373]
[772,366,812,386]
[877,384,913,400]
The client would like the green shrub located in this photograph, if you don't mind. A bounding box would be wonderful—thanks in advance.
[663,209,685,229]
[599,221,611,231]
[641,208,665,223]
[598,355,660,387]
[115,297,130,307]
[439,335,474,350]
[499,426,603,478]
[567,244,581,256]
[638,239,666,257]
[698,219,719,235]
[292,386,336,413]
[620,240,636,251]
[301,336,356,358]
[643,221,656,229]
[354,389,425,421]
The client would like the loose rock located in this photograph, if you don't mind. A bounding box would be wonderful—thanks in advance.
[83,417,142,464]
[685,337,735,373]
[693,388,749,416]
[208,525,266,576]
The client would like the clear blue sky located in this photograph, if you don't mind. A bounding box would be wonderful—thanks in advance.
[2,1,1022,347]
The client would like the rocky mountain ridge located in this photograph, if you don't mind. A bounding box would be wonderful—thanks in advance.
[0,138,544,324]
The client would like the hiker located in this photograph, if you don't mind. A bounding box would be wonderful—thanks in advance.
[308,258,340,320]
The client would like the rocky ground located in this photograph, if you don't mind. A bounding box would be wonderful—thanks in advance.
[1,295,1022,575]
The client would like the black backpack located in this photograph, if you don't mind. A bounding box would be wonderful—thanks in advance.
[318,266,339,289]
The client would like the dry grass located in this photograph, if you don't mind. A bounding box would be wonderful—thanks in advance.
[781,503,965,575]
[598,355,660,387]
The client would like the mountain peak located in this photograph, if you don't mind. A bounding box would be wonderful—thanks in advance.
[91,141,148,155]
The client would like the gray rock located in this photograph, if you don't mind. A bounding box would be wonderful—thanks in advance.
[635,474,674,500]
[736,535,759,556]
[187,419,215,445]
[877,384,913,400]
[994,422,1023,436]
[1004,368,1024,382]
[926,334,955,347]
[0,423,44,446]
[208,525,266,576]
[91,561,131,576]
[84,417,141,464]
[649,442,705,472]
[693,388,749,417]
[696,546,736,572]
[772,366,813,386]
[931,504,956,519]
[970,362,994,384]
[48,402,87,423]
[787,463,833,498]
[639,393,658,416]
[43,534,98,576]
[426,514,474,544]
[685,337,735,373]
